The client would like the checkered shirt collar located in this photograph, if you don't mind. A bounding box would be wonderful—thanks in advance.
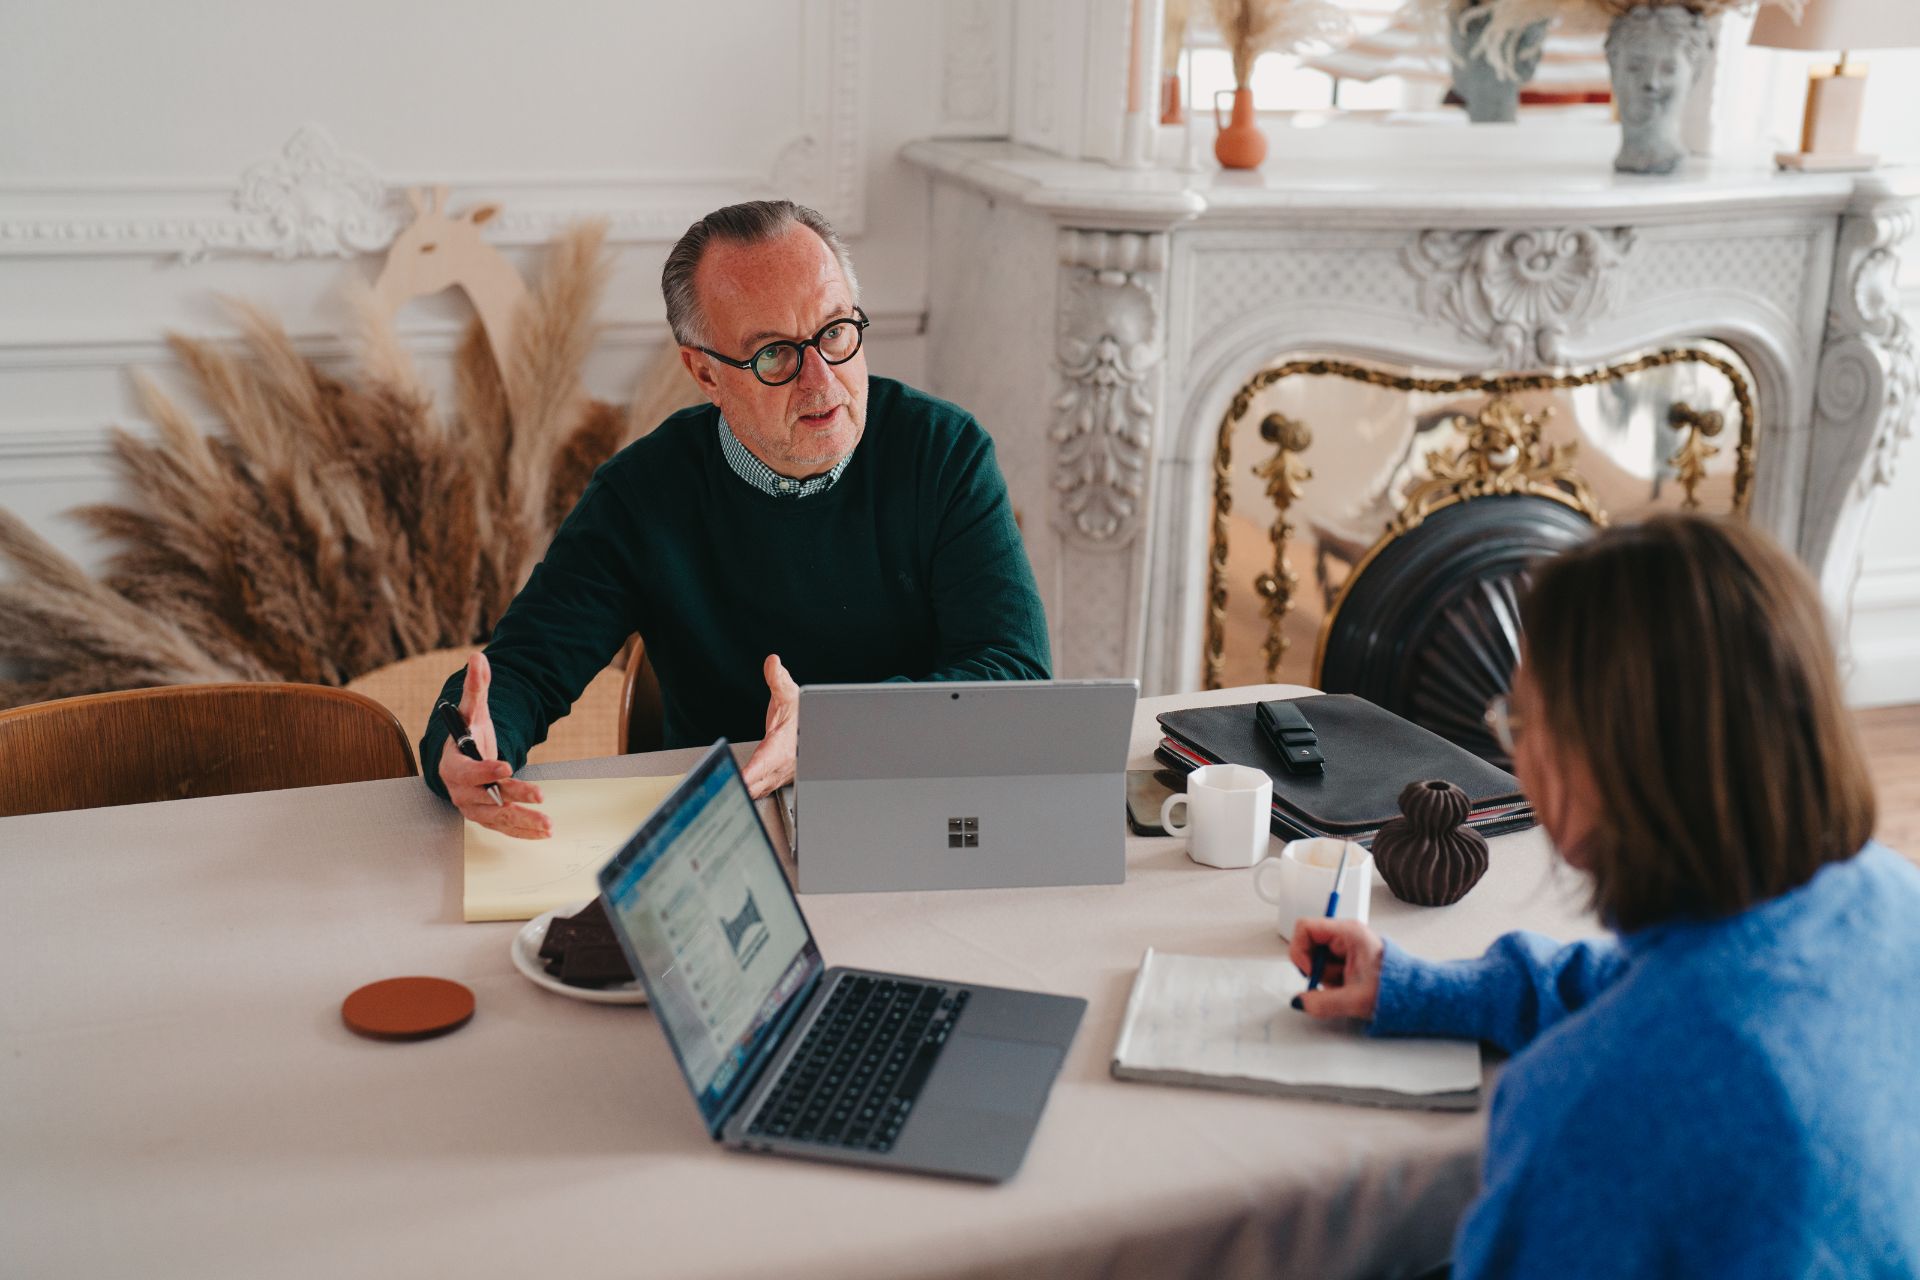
[717,415,852,499]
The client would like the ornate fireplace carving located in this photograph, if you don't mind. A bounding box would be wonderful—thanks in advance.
[906,138,1918,691]
[1405,226,1637,368]
[1052,230,1165,545]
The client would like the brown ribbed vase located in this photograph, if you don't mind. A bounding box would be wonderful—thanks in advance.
[1372,779,1490,907]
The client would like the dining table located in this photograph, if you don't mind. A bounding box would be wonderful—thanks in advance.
[0,682,1601,1280]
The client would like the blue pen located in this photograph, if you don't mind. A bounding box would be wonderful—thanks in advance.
[1305,843,1353,992]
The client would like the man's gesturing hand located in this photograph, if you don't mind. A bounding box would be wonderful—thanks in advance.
[437,652,552,839]
[741,653,799,799]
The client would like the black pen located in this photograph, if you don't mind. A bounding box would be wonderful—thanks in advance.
[433,699,502,805]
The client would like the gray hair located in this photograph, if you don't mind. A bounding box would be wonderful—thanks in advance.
[1604,5,1714,71]
[661,200,861,348]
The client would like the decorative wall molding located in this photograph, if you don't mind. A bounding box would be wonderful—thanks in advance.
[0,423,117,460]
[1405,226,1637,367]
[1853,557,1920,609]
[1080,0,1136,166]
[789,0,869,233]
[220,126,394,261]
[0,309,925,375]
[1816,205,1917,496]
[1187,240,1421,375]
[1011,1,1062,151]
[1052,230,1167,547]
[0,0,867,261]
[938,0,1011,135]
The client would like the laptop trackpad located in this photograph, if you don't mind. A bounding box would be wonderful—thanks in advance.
[927,1033,1063,1116]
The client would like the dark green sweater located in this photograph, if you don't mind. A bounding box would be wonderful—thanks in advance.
[422,377,1051,796]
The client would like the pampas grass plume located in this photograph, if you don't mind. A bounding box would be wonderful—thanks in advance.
[1209,0,1352,86]
[0,222,628,710]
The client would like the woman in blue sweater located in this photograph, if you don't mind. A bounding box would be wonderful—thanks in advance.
[1292,514,1920,1278]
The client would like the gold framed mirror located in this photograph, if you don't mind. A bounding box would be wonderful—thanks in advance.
[1204,343,1758,690]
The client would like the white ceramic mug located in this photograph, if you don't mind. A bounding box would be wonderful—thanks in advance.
[1160,763,1273,869]
[1252,837,1373,940]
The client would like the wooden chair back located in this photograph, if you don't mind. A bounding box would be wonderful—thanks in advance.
[618,638,665,756]
[0,683,418,819]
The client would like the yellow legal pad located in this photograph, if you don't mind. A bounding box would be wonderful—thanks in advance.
[462,775,683,922]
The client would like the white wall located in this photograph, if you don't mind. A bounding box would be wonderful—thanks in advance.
[0,0,1022,573]
[1741,46,1920,706]
[1842,60,1920,707]
[3,1,1916,702]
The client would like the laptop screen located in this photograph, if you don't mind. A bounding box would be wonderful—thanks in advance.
[598,743,821,1132]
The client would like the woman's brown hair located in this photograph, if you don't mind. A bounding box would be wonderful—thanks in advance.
[1519,513,1876,931]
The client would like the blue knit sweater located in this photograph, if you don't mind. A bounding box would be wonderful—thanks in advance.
[1372,843,1920,1278]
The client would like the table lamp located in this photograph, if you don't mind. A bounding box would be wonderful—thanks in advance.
[1750,0,1920,171]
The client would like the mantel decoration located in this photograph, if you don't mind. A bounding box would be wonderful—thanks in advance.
[0,197,636,710]
[1453,1,1548,122]
[1467,0,1804,172]
[1404,0,1549,122]
[1208,0,1352,168]
[1162,0,1192,124]
[1751,0,1920,171]
[1372,779,1491,906]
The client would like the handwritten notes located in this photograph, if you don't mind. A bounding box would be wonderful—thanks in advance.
[1111,949,1483,1109]
[463,775,682,922]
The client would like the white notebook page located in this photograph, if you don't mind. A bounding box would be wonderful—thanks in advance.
[1112,949,1482,1098]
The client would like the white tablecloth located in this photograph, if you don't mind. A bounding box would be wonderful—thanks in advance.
[0,684,1600,1280]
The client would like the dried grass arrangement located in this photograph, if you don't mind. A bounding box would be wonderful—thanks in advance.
[1208,0,1352,87]
[0,221,630,710]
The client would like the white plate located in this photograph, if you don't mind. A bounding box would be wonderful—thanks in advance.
[510,902,648,1005]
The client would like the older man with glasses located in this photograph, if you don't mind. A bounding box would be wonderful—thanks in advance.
[422,200,1051,836]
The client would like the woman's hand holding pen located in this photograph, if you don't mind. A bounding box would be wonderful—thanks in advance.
[438,653,553,840]
[1288,918,1385,1020]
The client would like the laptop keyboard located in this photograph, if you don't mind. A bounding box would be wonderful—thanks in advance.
[747,976,970,1154]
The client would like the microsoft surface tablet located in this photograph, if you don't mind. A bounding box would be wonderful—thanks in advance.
[794,679,1139,894]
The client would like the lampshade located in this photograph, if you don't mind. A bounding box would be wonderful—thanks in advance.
[1750,0,1920,52]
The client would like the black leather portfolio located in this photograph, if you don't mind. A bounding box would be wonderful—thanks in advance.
[1156,694,1534,843]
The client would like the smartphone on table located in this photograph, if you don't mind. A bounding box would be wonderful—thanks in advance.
[1124,768,1185,836]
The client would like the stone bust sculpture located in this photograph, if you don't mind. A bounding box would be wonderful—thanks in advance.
[1605,5,1715,174]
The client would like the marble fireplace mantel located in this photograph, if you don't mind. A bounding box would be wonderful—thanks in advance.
[904,136,1918,693]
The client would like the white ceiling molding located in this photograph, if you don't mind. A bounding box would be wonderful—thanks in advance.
[0,0,867,262]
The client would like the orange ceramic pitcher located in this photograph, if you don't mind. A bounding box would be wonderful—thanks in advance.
[1213,87,1267,169]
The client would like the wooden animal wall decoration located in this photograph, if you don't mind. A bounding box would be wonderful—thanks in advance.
[372,185,524,377]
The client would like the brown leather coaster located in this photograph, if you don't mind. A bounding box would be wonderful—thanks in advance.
[342,977,475,1041]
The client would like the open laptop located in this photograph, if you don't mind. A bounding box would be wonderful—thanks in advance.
[597,740,1086,1183]
[791,679,1139,894]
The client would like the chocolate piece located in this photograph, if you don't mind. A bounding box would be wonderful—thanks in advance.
[563,898,611,930]
[534,899,636,990]
[538,918,594,962]
[558,943,635,988]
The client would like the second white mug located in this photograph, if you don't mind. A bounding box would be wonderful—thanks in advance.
[1252,837,1373,940]
[1160,763,1272,869]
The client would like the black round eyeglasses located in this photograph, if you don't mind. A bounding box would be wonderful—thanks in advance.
[695,308,869,388]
